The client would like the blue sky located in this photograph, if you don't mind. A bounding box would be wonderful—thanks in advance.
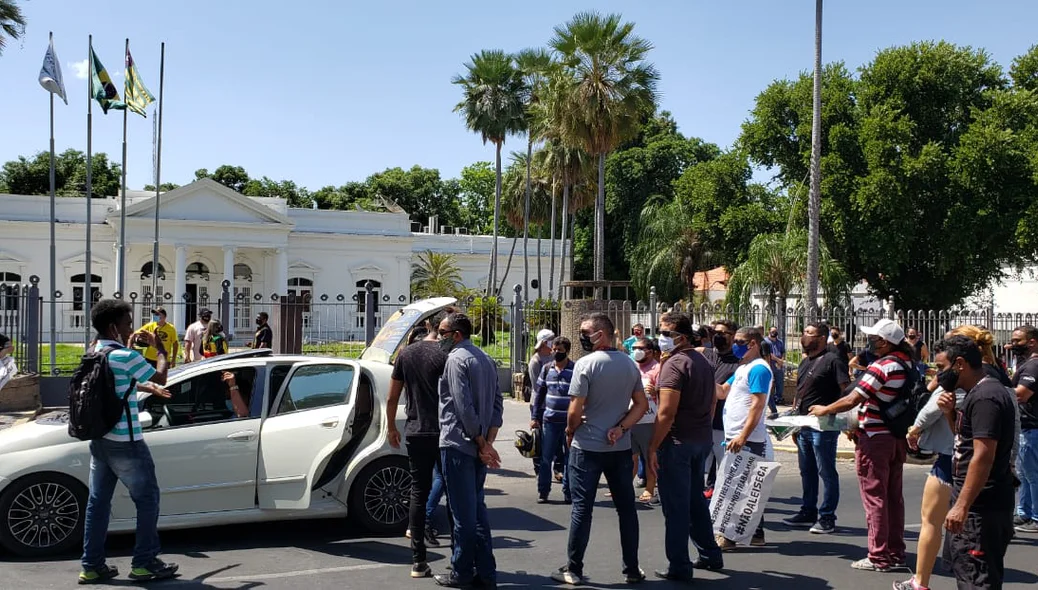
[2,0,1036,193]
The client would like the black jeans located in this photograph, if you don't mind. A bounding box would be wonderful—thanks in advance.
[406,436,440,563]
[944,509,1013,589]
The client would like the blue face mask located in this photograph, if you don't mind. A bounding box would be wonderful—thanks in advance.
[152,315,161,323]
[732,342,749,359]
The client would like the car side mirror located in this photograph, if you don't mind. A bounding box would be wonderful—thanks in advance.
[139,411,154,429]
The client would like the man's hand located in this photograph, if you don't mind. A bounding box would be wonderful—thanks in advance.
[906,430,921,451]
[647,450,660,479]
[530,420,540,430]
[945,503,967,534]
[565,428,574,448]
[479,442,501,468]
[150,385,172,399]
[246,342,254,349]
[727,435,747,454]
[133,328,158,348]
[606,426,624,446]
[387,426,401,449]
[808,405,829,417]
[937,391,956,415]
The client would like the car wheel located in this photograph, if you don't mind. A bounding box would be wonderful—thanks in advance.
[349,456,411,535]
[0,472,87,558]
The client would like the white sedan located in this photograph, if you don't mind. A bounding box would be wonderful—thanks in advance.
[0,297,457,557]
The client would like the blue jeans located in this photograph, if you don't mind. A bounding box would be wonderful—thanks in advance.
[567,446,640,577]
[797,428,840,519]
[769,367,784,413]
[426,461,445,527]
[81,439,161,570]
[1017,429,1038,521]
[441,448,496,584]
[538,421,570,499]
[656,439,723,577]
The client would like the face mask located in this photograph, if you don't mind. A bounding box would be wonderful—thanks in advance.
[937,367,960,393]
[152,315,161,323]
[712,334,728,350]
[657,335,675,354]
[800,336,818,354]
[553,351,567,362]
[732,342,749,359]
[867,340,880,354]
[256,319,263,325]
[579,330,600,353]
[632,349,648,362]
[1010,344,1029,357]
[439,336,455,354]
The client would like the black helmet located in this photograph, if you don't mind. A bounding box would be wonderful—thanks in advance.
[514,428,540,459]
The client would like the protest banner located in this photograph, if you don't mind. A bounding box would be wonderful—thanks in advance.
[709,450,782,544]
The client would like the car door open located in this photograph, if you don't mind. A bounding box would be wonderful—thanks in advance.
[257,361,359,510]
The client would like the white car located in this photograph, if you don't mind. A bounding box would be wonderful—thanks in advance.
[0,297,457,557]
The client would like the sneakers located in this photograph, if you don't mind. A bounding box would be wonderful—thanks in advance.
[425,527,441,547]
[405,528,412,539]
[537,495,549,504]
[1013,514,1029,526]
[783,511,817,527]
[716,534,737,551]
[692,557,724,571]
[412,562,432,578]
[850,558,890,572]
[128,558,179,582]
[551,567,586,585]
[78,564,119,585]
[892,576,929,590]
[750,531,766,547]
[810,517,836,534]
[624,568,646,584]
[1015,520,1038,533]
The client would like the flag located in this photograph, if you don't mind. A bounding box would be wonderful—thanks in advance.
[39,37,68,105]
[90,47,125,114]
[124,47,155,117]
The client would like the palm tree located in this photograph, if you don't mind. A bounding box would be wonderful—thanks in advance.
[805,0,824,319]
[411,250,464,299]
[515,48,554,301]
[549,11,659,290]
[452,50,527,296]
[0,0,26,55]
[631,196,714,302]
[499,151,552,296]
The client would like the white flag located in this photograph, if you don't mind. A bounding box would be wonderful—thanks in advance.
[39,37,67,105]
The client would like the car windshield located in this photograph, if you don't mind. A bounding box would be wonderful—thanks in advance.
[169,349,272,378]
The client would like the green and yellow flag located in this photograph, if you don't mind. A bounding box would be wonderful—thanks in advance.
[90,47,125,114]
[124,47,155,117]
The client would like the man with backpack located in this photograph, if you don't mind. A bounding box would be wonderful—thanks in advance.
[74,299,178,584]
[809,318,916,573]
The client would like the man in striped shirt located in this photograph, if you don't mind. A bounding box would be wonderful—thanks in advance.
[532,336,575,503]
[809,318,913,572]
[79,299,178,585]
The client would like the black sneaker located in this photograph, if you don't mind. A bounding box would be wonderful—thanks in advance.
[425,527,441,547]
[1013,514,1028,527]
[537,495,549,504]
[624,568,646,584]
[128,558,179,582]
[412,562,432,578]
[783,510,817,528]
[810,517,836,534]
[78,564,119,585]
[692,557,724,571]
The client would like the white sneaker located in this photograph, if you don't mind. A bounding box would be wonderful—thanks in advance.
[551,567,585,585]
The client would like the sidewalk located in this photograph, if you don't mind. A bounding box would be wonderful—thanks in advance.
[0,411,36,432]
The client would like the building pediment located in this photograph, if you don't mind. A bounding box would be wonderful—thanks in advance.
[0,249,27,264]
[121,178,294,226]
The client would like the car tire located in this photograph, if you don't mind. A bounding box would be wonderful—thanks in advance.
[349,456,412,535]
[0,472,88,558]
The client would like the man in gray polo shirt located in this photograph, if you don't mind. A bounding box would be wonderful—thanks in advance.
[551,312,649,586]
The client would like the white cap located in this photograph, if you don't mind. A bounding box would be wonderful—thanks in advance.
[535,329,555,349]
[860,318,905,345]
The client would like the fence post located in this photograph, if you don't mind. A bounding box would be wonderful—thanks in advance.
[220,280,231,328]
[512,284,524,376]
[648,286,658,338]
[25,276,41,375]
[364,281,376,345]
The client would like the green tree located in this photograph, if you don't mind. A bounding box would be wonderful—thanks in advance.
[515,47,554,300]
[1011,45,1038,91]
[631,196,713,303]
[411,250,464,298]
[195,165,250,192]
[549,11,659,285]
[0,0,25,55]
[453,49,527,296]
[142,182,180,192]
[365,165,462,226]
[457,161,495,234]
[0,149,120,198]
[242,177,312,208]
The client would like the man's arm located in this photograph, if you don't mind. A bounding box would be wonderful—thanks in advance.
[489,370,504,443]
[446,357,483,444]
[1013,361,1036,403]
[729,366,770,453]
[566,396,586,446]
[136,329,168,385]
[649,387,679,456]
[385,377,404,448]
[946,438,997,533]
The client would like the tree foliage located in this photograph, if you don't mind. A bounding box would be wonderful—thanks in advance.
[411,250,464,298]
[0,149,121,198]
[0,0,26,56]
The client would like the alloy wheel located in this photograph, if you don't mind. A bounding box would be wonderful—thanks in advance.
[363,464,411,527]
[7,481,81,549]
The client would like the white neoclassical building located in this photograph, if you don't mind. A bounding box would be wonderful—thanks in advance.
[0,178,567,341]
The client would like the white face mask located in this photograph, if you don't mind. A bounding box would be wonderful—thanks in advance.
[632,349,647,362]
[657,335,675,353]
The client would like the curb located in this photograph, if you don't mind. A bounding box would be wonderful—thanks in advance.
[773,443,856,459]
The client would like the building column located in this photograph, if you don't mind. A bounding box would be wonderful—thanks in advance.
[276,248,288,296]
[174,245,187,333]
[223,246,236,334]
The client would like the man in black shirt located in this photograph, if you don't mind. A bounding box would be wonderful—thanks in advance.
[386,311,450,579]
[784,322,849,534]
[248,312,273,349]
[1008,324,1038,533]
[934,336,1016,589]
[705,320,740,495]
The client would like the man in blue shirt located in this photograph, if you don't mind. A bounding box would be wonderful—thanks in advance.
[764,327,786,418]
[531,336,575,504]
[434,313,504,589]
[79,299,177,585]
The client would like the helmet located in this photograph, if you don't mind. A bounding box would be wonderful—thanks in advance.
[514,428,540,459]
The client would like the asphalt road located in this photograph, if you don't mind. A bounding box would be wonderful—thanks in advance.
[4,400,1037,589]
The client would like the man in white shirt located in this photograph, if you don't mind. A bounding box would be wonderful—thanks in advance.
[715,326,773,550]
[182,307,212,364]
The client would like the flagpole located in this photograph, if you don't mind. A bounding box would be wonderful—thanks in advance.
[85,34,94,349]
[48,31,57,371]
[117,38,129,298]
[151,42,164,306]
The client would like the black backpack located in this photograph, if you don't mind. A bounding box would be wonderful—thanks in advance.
[67,344,137,441]
[877,357,931,438]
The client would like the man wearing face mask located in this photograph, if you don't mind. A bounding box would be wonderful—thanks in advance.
[434,313,503,589]
[809,318,914,572]
[139,307,178,369]
[704,320,741,497]
[630,337,660,504]
[933,336,1017,590]
[248,312,272,350]
[1008,324,1038,533]
[648,312,723,582]
[532,337,575,504]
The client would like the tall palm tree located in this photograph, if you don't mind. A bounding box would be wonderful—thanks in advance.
[549,11,659,290]
[631,196,714,302]
[500,151,552,295]
[453,50,527,296]
[0,0,26,55]
[411,250,464,299]
[515,48,553,301]
[805,0,824,319]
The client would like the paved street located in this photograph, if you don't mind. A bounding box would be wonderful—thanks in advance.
[3,400,1036,589]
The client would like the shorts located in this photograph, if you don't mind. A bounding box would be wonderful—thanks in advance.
[930,453,953,486]
[630,423,654,458]
[943,509,1013,589]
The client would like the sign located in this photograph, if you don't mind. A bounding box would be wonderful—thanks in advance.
[709,450,782,545]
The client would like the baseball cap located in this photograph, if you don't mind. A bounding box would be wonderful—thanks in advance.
[150,307,166,316]
[198,307,212,318]
[860,318,905,344]
[535,328,555,348]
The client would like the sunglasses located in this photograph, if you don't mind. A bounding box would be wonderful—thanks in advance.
[437,329,457,337]
[733,339,749,346]
[658,330,683,338]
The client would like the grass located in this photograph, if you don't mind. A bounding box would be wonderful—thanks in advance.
[39,343,85,375]
[302,342,366,358]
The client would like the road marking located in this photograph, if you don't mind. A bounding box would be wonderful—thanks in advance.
[207,562,404,583]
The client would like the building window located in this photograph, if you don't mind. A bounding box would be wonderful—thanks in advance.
[234,285,252,331]
[1,272,22,312]
[71,273,102,312]
[234,264,253,282]
[140,262,166,281]
[186,262,210,281]
[287,277,313,312]
[355,280,382,329]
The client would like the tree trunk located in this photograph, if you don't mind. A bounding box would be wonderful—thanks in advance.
[593,152,606,296]
[523,138,532,303]
[548,185,558,300]
[489,141,503,297]
[498,234,520,297]
[805,0,823,321]
[559,184,570,300]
